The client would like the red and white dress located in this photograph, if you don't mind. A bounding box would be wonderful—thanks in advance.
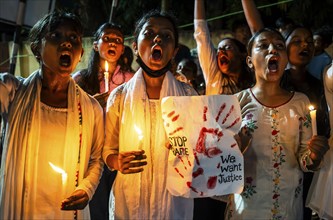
[226,89,313,220]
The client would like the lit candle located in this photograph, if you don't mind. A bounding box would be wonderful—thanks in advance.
[104,61,109,92]
[134,124,144,149]
[49,162,68,194]
[309,105,317,136]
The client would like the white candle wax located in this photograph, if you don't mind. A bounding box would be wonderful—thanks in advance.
[104,61,109,92]
[104,72,109,92]
[134,124,144,149]
[309,106,317,136]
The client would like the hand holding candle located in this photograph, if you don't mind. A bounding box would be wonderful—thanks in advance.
[117,150,147,174]
[307,135,329,166]
[61,189,89,210]
[104,61,109,92]
[114,125,147,174]
[309,105,317,136]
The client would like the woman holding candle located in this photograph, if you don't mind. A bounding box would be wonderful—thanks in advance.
[281,21,331,220]
[241,0,330,137]
[306,60,333,219]
[103,10,196,219]
[73,22,134,108]
[0,11,104,219]
[228,27,329,219]
[73,22,134,220]
[241,1,330,219]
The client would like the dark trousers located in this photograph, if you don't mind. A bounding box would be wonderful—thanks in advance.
[303,172,314,220]
[194,197,226,220]
[89,165,117,220]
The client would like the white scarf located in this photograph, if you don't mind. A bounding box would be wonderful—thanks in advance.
[0,70,97,219]
[114,69,195,218]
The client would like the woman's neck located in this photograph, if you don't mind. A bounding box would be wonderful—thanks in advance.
[251,82,291,107]
[225,71,240,83]
[40,70,70,108]
[41,69,70,92]
[252,82,282,96]
[143,70,165,99]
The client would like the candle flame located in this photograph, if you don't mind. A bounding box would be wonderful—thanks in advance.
[105,61,109,72]
[309,105,315,111]
[49,162,68,184]
[134,124,144,140]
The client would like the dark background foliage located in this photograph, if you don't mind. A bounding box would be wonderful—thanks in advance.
[1,0,333,40]
[74,0,333,37]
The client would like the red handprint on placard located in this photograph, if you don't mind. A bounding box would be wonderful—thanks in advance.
[163,102,240,196]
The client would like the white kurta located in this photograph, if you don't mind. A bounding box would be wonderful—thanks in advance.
[34,103,68,218]
[227,89,313,220]
[0,71,104,219]
[103,69,196,219]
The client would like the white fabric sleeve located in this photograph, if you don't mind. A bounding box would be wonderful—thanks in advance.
[102,87,122,170]
[193,19,220,86]
[0,73,20,114]
[76,95,105,200]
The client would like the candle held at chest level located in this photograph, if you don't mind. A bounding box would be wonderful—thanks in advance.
[134,124,144,149]
[309,105,317,136]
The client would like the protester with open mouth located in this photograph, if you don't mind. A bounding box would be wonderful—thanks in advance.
[72,22,134,220]
[103,9,197,219]
[276,25,329,220]
[192,1,255,218]
[241,1,330,219]
[194,0,254,96]
[0,11,104,219]
[73,22,134,109]
[229,27,329,220]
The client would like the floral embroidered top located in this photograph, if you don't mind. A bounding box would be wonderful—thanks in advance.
[227,89,313,220]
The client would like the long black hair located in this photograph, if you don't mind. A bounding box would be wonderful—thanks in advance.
[133,9,179,49]
[221,37,255,89]
[77,22,130,95]
[30,10,83,62]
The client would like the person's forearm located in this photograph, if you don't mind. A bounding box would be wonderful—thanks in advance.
[194,0,205,20]
[241,0,264,34]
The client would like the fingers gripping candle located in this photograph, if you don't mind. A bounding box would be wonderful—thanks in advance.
[309,105,317,136]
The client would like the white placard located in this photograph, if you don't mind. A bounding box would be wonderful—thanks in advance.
[161,95,244,198]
